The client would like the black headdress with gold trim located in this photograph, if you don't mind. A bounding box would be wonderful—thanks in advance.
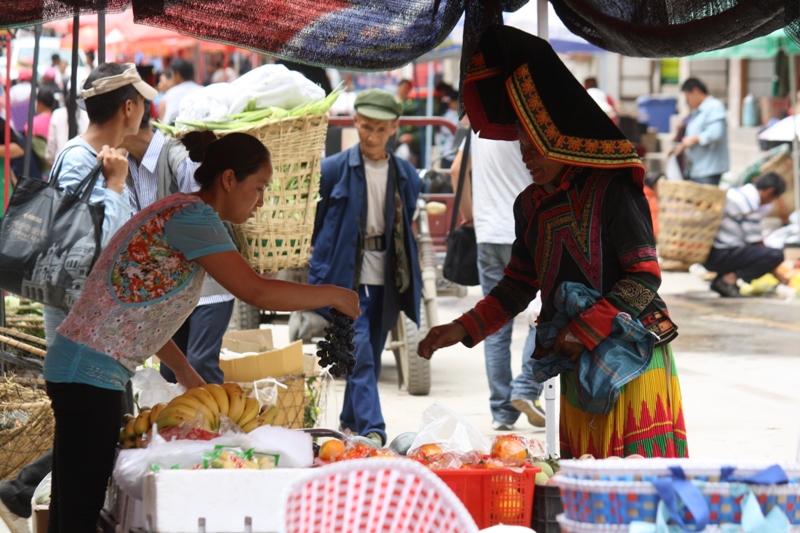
[462,25,645,186]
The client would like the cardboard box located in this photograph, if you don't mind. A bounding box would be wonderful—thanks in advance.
[142,469,314,532]
[220,330,304,382]
[32,504,49,533]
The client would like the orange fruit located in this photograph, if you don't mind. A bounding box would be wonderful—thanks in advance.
[319,439,345,461]
[367,448,398,459]
[493,487,524,521]
[410,443,443,465]
[337,443,374,461]
[491,435,528,466]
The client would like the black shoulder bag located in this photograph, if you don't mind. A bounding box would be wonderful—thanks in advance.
[443,132,480,286]
[0,146,105,311]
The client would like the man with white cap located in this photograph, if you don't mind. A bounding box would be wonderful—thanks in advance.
[43,62,158,344]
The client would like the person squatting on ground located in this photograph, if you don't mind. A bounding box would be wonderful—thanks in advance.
[418,26,688,459]
[42,130,360,530]
[451,134,545,430]
[704,172,789,297]
[308,89,424,447]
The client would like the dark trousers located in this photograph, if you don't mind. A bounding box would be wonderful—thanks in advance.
[690,174,722,186]
[46,382,123,533]
[0,449,53,518]
[705,245,784,283]
[160,300,235,385]
[339,285,388,443]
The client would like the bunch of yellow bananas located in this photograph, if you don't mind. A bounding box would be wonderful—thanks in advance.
[119,403,166,449]
[154,383,279,434]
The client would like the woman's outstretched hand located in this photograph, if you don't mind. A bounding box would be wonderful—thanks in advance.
[418,322,467,360]
[174,366,206,390]
[329,286,361,320]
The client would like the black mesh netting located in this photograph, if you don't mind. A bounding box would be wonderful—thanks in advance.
[1,0,798,73]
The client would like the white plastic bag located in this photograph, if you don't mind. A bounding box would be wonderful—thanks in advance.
[175,83,234,124]
[227,64,325,115]
[409,401,491,454]
[665,154,684,181]
[130,368,185,409]
[33,471,51,504]
[246,426,313,468]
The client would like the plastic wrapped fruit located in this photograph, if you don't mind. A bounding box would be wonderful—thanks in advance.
[490,435,529,467]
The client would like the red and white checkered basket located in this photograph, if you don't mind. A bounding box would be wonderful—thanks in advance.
[281,459,480,533]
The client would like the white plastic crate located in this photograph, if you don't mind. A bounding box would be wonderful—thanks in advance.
[142,469,314,532]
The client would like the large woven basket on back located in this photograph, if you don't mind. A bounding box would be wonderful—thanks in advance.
[210,113,329,273]
[657,180,727,265]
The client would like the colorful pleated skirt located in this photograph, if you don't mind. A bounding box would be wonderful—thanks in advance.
[559,344,688,458]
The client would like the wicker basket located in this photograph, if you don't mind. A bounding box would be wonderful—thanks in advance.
[657,180,727,264]
[0,379,54,481]
[206,113,329,273]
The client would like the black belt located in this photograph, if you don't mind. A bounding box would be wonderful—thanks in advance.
[364,235,386,251]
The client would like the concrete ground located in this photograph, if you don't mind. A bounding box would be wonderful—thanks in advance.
[300,269,800,462]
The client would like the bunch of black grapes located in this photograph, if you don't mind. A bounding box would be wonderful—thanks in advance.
[316,308,356,377]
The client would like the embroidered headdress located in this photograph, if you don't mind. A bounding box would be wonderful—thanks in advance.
[462,25,645,186]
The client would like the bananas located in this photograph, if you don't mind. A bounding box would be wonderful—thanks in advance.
[184,387,220,424]
[241,405,279,433]
[201,384,230,417]
[221,383,245,423]
[237,397,260,427]
[167,395,217,429]
[117,383,282,447]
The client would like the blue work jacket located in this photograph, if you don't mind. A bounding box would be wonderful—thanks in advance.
[309,145,424,332]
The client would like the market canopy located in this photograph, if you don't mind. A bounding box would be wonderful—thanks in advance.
[0,0,798,72]
[690,29,800,59]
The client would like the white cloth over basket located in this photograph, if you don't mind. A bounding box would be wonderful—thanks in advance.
[281,459,479,533]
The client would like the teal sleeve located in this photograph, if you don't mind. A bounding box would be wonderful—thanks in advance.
[164,202,237,260]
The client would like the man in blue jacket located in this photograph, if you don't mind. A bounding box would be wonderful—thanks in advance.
[309,89,423,446]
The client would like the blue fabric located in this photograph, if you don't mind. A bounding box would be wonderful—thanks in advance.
[477,242,542,425]
[685,95,729,181]
[339,284,389,444]
[309,145,423,333]
[533,281,655,415]
[43,333,132,392]
[164,202,237,260]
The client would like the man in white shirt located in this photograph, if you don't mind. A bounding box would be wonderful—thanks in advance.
[121,103,235,384]
[160,59,202,126]
[451,133,545,431]
[704,172,788,297]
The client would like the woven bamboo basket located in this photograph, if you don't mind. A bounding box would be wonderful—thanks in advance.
[0,378,54,480]
[656,180,727,264]
[204,113,329,273]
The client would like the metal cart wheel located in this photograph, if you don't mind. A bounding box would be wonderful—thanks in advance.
[387,303,430,396]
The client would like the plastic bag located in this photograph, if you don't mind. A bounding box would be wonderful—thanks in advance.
[175,83,234,124]
[665,154,684,181]
[409,401,490,455]
[252,377,285,409]
[227,64,325,115]
[130,368,185,409]
[33,471,51,504]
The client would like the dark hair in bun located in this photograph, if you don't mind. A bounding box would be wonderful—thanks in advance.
[181,131,271,190]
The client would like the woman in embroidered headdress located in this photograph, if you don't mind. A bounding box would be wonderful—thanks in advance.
[418,26,687,459]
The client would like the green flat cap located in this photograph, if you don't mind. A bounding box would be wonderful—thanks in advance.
[354,88,403,120]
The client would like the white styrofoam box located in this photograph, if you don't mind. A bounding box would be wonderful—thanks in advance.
[143,468,314,533]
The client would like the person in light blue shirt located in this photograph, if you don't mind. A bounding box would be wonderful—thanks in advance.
[675,78,729,186]
[42,62,153,344]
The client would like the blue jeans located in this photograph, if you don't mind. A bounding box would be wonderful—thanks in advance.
[339,285,388,443]
[478,243,543,425]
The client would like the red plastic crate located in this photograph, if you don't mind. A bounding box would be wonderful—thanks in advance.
[433,466,540,528]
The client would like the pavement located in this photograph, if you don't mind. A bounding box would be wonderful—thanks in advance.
[285,269,800,462]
